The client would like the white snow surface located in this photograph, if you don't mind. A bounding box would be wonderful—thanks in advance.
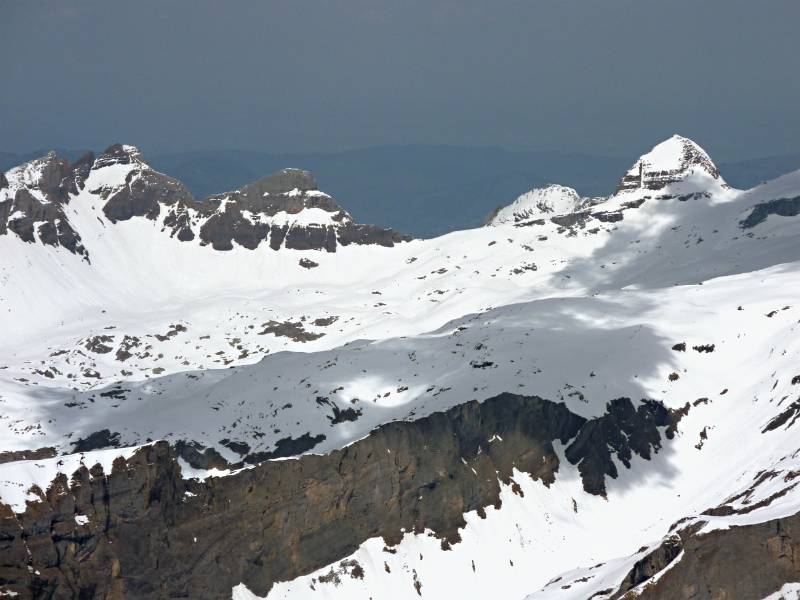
[640,135,711,172]
[762,584,800,600]
[2,136,800,599]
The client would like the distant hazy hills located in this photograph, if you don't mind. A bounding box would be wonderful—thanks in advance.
[2,146,798,238]
[719,153,800,190]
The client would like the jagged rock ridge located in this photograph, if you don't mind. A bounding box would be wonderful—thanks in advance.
[0,144,410,258]
[0,151,94,258]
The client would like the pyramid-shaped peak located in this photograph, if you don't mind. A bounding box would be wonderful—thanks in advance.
[616,134,722,193]
[641,135,715,171]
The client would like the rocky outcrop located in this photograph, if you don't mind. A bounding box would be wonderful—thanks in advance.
[612,513,800,599]
[0,393,682,599]
[740,195,800,229]
[564,398,681,496]
[0,151,92,258]
[0,447,56,465]
[190,167,408,251]
[335,222,409,247]
[101,166,194,224]
[762,399,800,433]
[612,533,685,598]
[92,144,140,169]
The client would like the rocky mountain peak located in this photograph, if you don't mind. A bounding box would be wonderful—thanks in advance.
[4,149,94,203]
[36,152,80,200]
[204,167,340,219]
[194,165,408,252]
[1,144,410,257]
[93,143,146,170]
[615,134,722,193]
[0,151,91,258]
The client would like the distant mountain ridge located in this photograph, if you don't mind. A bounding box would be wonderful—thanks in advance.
[2,145,797,238]
[0,144,408,260]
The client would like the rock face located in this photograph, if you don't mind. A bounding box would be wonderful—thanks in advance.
[615,134,723,193]
[612,533,684,598]
[611,514,800,599]
[99,146,196,226]
[0,393,682,600]
[0,151,92,258]
[740,195,800,229]
[0,145,410,258]
[564,397,681,496]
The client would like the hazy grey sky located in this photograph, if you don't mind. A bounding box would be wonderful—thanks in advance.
[2,0,798,159]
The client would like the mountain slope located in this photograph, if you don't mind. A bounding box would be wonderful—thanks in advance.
[1,135,800,599]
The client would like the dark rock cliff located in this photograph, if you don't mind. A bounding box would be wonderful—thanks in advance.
[740,195,800,229]
[0,152,91,259]
[0,393,682,600]
[611,513,800,599]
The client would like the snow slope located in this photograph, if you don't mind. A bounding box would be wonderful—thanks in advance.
[2,135,800,599]
[231,261,800,600]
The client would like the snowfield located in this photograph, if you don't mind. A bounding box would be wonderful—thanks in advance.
[2,135,800,599]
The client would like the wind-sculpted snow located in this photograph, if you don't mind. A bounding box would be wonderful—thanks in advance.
[2,135,800,599]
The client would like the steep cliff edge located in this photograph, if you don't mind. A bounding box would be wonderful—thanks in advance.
[0,393,682,599]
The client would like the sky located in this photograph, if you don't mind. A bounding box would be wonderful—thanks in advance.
[1,0,799,160]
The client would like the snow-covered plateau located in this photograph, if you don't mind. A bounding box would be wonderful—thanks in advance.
[2,135,800,599]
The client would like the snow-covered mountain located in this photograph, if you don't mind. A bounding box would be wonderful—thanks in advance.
[0,143,407,258]
[2,134,800,599]
[486,184,602,226]
[615,134,724,193]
